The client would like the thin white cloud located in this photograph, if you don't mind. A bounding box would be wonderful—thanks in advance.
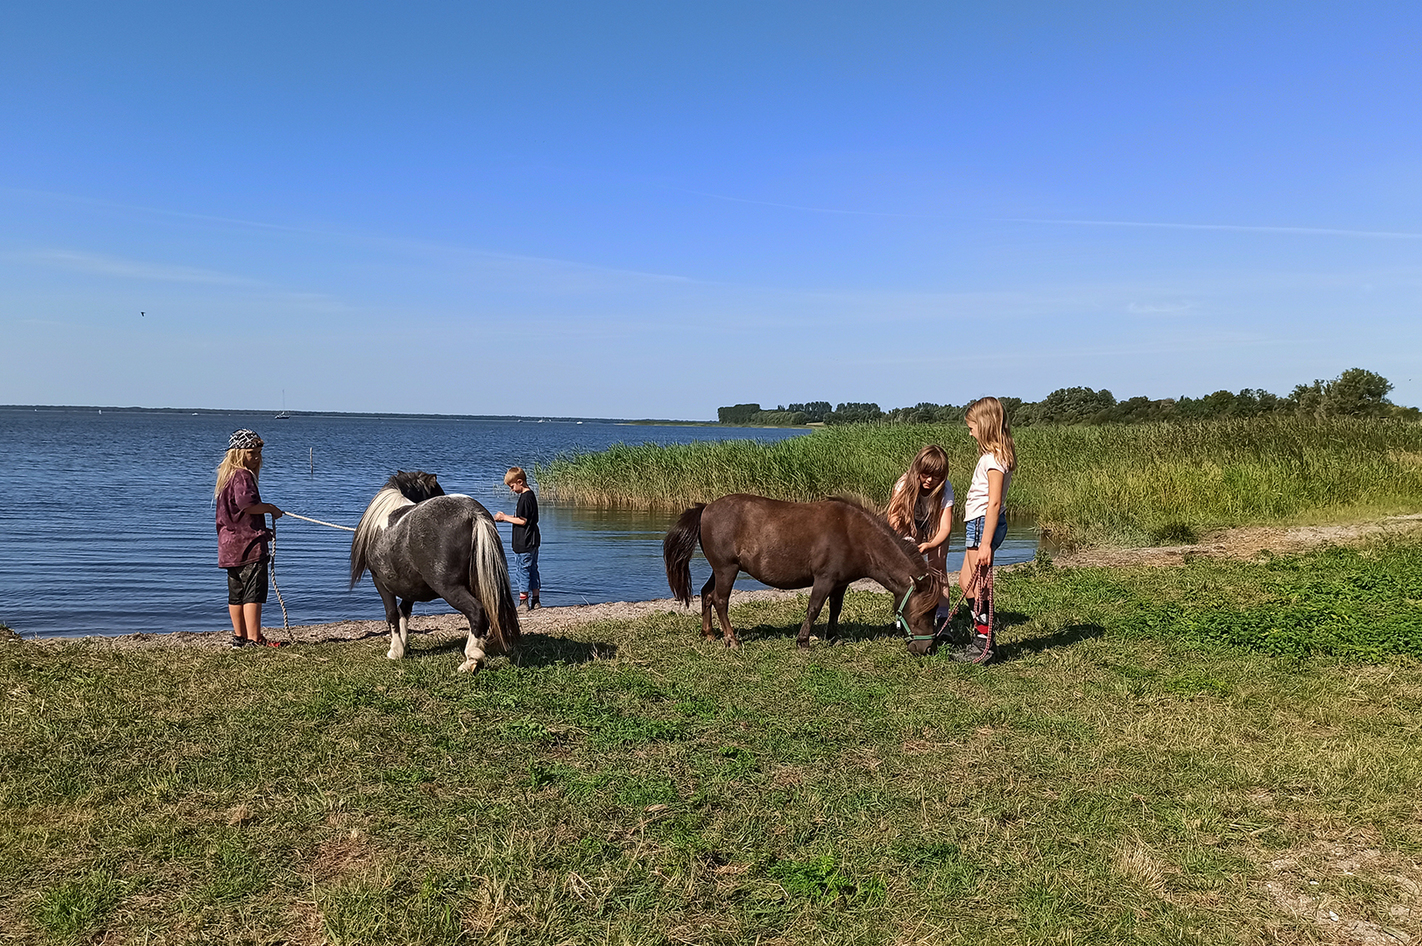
[1006,217,1422,239]
[843,331,1270,369]
[3,186,700,286]
[18,249,253,285]
[10,249,350,312]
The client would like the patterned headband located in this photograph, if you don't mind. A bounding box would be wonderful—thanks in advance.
[229,429,263,451]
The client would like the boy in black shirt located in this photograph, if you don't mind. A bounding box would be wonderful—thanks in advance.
[494,466,541,610]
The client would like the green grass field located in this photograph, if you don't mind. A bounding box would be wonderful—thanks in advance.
[4,540,1420,944]
[537,418,1422,547]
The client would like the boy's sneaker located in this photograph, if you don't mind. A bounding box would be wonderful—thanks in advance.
[951,631,994,665]
[229,635,247,648]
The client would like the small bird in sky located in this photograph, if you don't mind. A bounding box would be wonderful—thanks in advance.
[141,311,145,317]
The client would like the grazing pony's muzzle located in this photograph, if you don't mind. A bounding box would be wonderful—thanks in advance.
[895,577,938,647]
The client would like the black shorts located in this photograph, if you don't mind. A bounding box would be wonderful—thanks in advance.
[226,560,269,605]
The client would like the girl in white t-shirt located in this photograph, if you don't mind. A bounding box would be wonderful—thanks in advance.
[887,444,954,622]
[954,397,1017,664]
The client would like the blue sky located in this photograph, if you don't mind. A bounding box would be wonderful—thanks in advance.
[3,2,1419,418]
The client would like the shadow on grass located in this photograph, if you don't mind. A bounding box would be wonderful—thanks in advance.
[997,622,1104,661]
[727,610,1102,660]
[734,618,905,646]
[731,608,1039,648]
[418,633,617,667]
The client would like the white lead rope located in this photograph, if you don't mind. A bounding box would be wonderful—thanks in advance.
[282,511,356,532]
[266,510,355,643]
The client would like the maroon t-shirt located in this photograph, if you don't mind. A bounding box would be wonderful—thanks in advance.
[216,468,270,568]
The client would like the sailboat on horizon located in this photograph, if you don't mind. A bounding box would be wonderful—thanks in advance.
[275,389,291,420]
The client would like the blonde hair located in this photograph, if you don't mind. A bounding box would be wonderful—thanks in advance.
[965,397,1016,472]
[214,448,262,500]
[887,444,949,540]
[503,467,527,486]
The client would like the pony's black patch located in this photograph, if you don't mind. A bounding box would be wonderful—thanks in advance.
[386,470,445,503]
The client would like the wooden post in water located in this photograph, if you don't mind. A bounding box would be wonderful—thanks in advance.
[309,447,314,475]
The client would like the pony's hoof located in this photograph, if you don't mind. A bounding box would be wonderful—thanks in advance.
[725,638,741,650]
[386,648,402,660]
[457,658,482,673]
[796,639,811,650]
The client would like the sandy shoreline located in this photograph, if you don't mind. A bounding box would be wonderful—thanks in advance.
[17,582,891,651]
[12,514,1420,651]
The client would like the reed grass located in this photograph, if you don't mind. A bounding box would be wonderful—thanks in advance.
[537,418,1422,547]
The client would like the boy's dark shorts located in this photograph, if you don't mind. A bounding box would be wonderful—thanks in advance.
[227,560,269,605]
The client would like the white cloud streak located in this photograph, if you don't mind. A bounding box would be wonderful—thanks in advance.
[1006,218,1422,239]
[17,249,253,285]
[2,186,701,286]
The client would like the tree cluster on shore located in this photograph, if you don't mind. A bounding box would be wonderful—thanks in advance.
[718,368,1417,426]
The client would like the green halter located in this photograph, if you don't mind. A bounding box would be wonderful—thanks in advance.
[895,577,938,643]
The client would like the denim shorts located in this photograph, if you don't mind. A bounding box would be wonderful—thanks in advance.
[965,512,1007,551]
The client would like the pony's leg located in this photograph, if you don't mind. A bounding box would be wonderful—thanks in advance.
[459,631,488,674]
[379,589,405,660]
[699,575,717,641]
[797,580,835,650]
[397,600,414,656]
[440,585,490,674]
[710,566,740,648]
[824,586,847,644]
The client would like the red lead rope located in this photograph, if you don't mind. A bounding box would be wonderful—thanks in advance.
[978,559,994,636]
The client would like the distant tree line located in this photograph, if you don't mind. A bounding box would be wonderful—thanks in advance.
[717,368,1417,427]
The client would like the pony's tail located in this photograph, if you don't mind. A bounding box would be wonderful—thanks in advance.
[472,514,521,653]
[663,504,705,605]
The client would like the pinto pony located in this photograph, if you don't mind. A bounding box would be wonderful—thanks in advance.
[663,494,942,651]
[349,471,520,672]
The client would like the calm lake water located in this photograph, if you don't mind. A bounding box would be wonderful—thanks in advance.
[0,408,1037,638]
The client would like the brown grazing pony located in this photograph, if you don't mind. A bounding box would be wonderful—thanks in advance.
[663,494,942,651]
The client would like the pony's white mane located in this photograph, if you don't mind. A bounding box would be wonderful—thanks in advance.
[361,486,415,533]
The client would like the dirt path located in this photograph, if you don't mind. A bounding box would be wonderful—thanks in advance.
[16,514,1421,652]
[1054,513,1422,569]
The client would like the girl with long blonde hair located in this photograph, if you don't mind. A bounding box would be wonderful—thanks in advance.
[953,397,1017,664]
[215,429,285,647]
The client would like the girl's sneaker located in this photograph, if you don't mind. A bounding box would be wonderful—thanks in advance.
[229,635,247,648]
[951,630,994,664]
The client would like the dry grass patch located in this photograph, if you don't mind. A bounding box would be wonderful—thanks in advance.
[1262,839,1419,944]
